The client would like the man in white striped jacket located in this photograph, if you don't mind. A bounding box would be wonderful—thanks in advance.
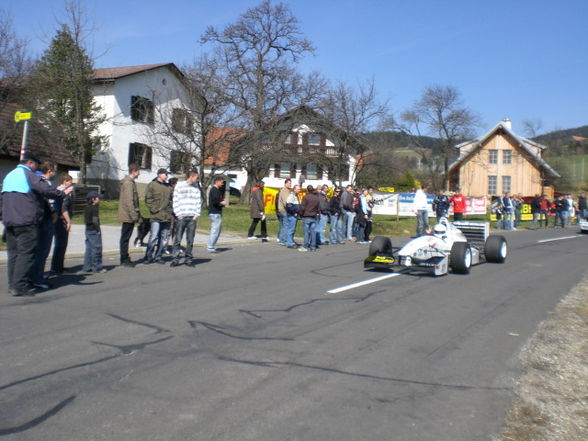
[171,170,202,266]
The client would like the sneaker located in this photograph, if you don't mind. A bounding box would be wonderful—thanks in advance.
[287,245,297,249]
[95,268,108,274]
[247,236,256,240]
[298,247,309,252]
[32,282,50,290]
[208,249,218,254]
[10,287,36,297]
[121,261,135,268]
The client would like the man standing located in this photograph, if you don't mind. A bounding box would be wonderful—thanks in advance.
[276,178,292,244]
[50,173,74,275]
[171,170,201,266]
[298,185,320,252]
[285,184,301,248]
[207,176,227,253]
[432,192,450,221]
[30,161,58,289]
[328,187,343,244]
[413,186,429,237]
[0,153,72,296]
[317,184,330,245]
[247,181,267,240]
[118,164,140,267]
[144,168,173,263]
[502,193,514,230]
[578,192,587,220]
[341,185,356,241]
[450,190,466,221]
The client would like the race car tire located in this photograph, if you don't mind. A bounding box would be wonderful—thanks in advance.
[450,242,472,274]
[485,235,508,263]
[369,236,393,256]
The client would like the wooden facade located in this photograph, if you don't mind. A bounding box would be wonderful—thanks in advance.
[448,121,559,198]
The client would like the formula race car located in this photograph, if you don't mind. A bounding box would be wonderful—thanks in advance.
[364,218,507,276]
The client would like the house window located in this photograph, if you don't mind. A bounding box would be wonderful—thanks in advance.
[172,108,193,134]
[170,150,191,174]
[290,133,298,144]
[308,133,321,145]
[502,175,511,194]
[131,96,154,124]
[503,150,512,164]
[128,143,152,170]
[488,175,497,195]
[279,162,292,179]
[306,163,318,179]
[488,149,498,164]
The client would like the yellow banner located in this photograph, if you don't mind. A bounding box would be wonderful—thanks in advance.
[263,187,279,214]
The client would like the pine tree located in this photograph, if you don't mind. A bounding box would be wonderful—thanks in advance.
[31,24,105,183]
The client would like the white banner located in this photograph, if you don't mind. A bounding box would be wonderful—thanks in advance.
[371,192,399,215]
[370,193,487,217]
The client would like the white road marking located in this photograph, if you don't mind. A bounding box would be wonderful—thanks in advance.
[537,236,578,243]
[326,273,400,294]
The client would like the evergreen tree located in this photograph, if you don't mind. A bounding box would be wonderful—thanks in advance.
[31,24,105,183]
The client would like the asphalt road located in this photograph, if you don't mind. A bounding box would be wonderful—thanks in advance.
[1,227,586,441]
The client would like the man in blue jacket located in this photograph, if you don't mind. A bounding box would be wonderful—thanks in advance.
[0,153,73,296]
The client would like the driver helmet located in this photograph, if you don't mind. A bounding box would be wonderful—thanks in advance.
[433,223,447,237]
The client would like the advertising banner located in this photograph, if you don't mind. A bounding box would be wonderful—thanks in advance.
[371,192,399,215]
[263,187,280,214]
[462,196,487,215]
[397,193,435,217]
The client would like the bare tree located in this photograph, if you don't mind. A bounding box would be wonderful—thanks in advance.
[199,0,319,202]
[522,118,543,138]
[317,78,390,187]
[400,85,482,189]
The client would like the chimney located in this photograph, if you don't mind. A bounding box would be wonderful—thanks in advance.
[501,118,512,130]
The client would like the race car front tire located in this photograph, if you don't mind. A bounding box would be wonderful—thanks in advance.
[369,236,393,256]
[450,242,472,274]
[485,235,508,262]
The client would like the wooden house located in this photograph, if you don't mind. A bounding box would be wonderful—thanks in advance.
[447,119,559,197]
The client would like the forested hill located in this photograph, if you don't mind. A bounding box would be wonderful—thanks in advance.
[533,125,588,145]
[364,131,444,150]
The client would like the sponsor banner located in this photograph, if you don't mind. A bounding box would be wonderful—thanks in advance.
[397,193,435,217]
[371,192,399,215]
[263,187,280,214]
[490,203,533,221]
[462,196,487,216]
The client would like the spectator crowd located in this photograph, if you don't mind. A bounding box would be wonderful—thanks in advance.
[2,156,587,298]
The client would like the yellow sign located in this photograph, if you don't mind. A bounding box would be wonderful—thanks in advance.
[14,111,32,122]
[378,186,395,193]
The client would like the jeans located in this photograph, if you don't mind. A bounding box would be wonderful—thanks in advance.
[503,210,514,230]
[329,214,343,244]
[51,219,70,273]
[208,213,222,250]
[84,230,103,271]
[302,216,317,250]
[344,210,355,240]
[316,213,329,244]
[173,217,196,259]
[515,208,522,227]
[416,210,428,237]
[31,219,55,283]
[286,215,298,246]
[6,225,37,292]
[145,221,170,261]
[277,211,288,243]
[119,222,135,264]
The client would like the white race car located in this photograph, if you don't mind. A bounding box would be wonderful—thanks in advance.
[364,218,507,276]
[580,217,588,234]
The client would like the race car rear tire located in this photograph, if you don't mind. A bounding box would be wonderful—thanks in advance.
[485,235,508,263]
[369,236,393,256]
[450,242,472,274]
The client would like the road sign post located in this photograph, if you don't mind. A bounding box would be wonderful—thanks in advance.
[15,111,32,161]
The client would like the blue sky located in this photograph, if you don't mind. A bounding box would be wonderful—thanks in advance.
[6,0,588,135]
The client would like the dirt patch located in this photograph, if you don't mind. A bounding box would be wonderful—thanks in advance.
[494,273,588,441]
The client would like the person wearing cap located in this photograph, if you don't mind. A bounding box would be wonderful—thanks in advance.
[83,191,106,273]
[144,168,173,263]
[117,163,140,267]
[0,153,73,296]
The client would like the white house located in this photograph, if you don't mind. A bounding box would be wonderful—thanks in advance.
[88,63,202,196]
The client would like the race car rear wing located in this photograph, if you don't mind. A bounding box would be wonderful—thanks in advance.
[453,221,489,247]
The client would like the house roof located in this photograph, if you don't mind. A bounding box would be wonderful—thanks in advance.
[0,103,79,168]
[203,127,247,166]
[448,121,560,179]
[92,63,181,82]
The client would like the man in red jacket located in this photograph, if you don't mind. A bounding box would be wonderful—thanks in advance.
[450,191,466,221]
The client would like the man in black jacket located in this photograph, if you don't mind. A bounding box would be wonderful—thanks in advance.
[207,176,227,253]
[298,185,320,252]
[0,154,73,296]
